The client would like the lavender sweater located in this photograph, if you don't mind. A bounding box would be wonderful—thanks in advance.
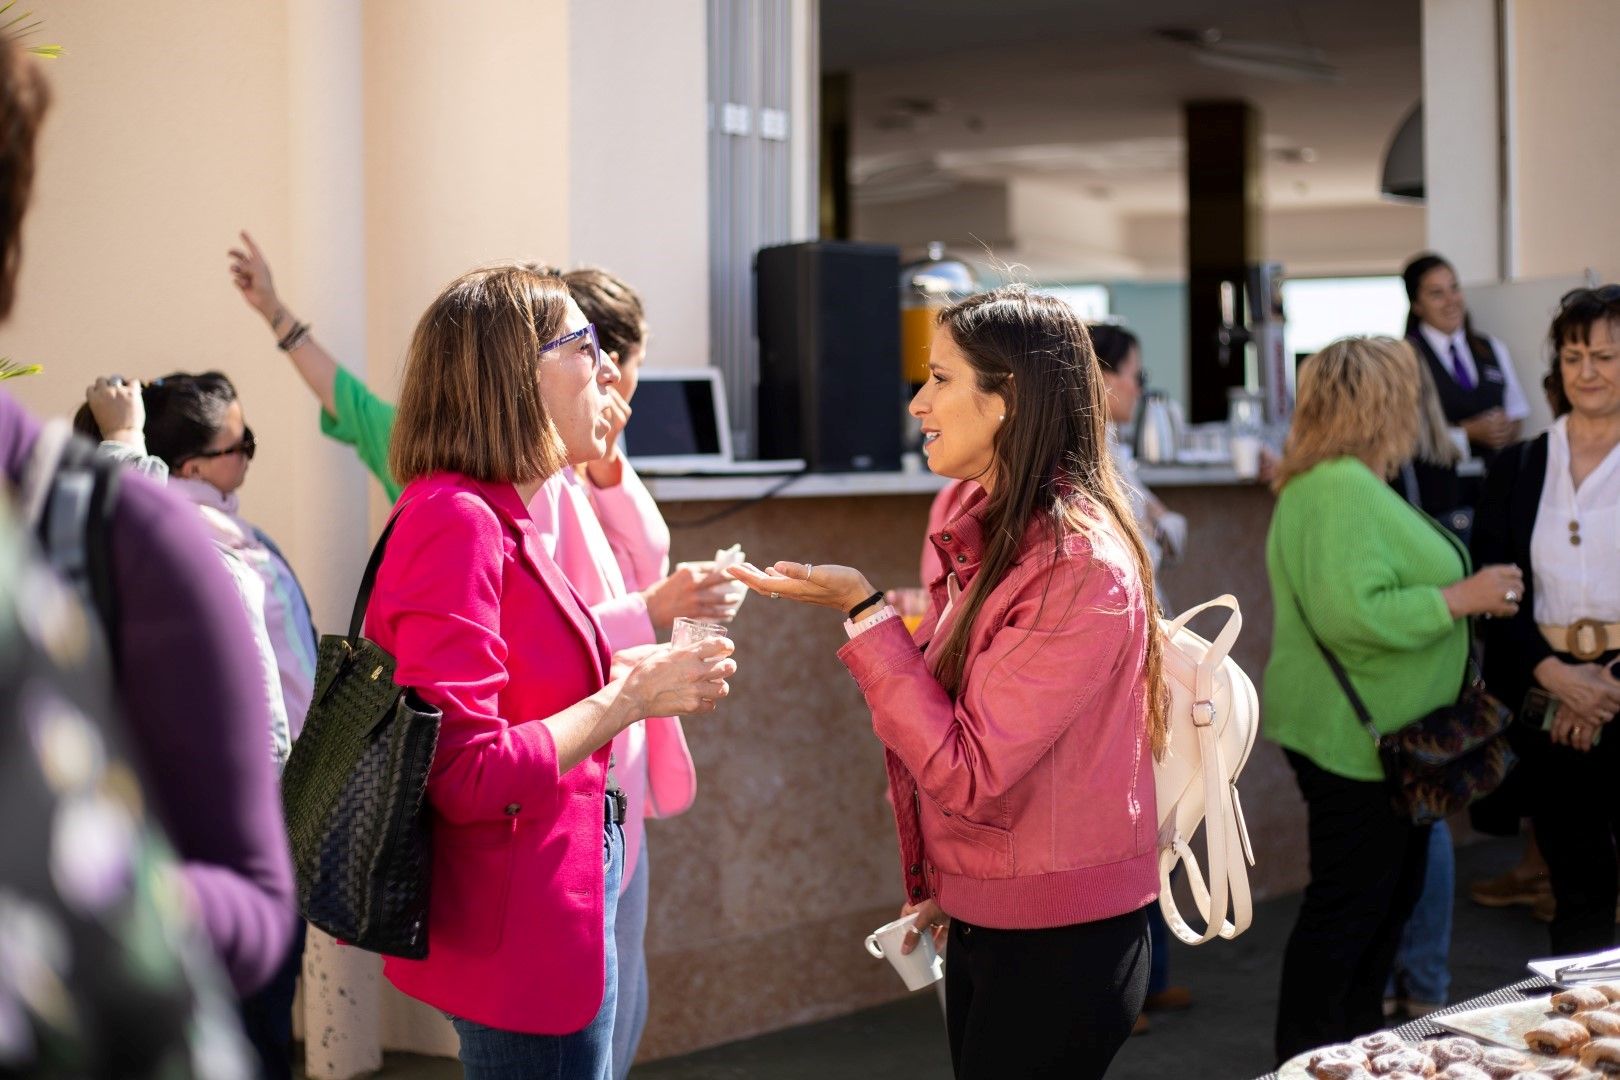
[1,392,295,993]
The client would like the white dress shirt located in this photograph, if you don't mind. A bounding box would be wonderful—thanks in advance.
[1418,322,1531,422]
[1530,416,1620,626]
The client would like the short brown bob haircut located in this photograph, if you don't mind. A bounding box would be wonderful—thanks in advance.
[390,264,573,487]
[1274,335,1422,491]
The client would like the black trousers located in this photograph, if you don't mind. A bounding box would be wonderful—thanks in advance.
[1528,722,1620,955]
[1275,751,1431,1065]
[239,920,306,1080]
[945,905,1149,1080]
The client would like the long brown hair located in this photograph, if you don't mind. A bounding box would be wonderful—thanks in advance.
[931,286,1169,758]
[390,264,573,486]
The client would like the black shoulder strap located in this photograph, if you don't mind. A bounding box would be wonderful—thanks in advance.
[31,433,122,660]
[1287,591,1382,746]
[347,511,404,642]
[1278,498,1471,748]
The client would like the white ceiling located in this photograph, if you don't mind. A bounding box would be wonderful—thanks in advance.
[826,0,1424,218]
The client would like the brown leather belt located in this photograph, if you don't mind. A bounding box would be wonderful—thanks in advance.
[1540,619,1620,662]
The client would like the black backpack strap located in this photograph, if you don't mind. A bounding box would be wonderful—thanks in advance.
[21,422,122,658]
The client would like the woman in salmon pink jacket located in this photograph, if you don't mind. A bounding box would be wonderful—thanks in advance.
[732,286,1166,1080]
[365,265,736,1080]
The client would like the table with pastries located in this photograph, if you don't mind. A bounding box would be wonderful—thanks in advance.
[1262,977,1620,1079]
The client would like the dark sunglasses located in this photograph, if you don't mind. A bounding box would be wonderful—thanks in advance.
[183,426,256,464]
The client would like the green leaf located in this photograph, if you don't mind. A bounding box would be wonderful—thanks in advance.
[0,358,43,380]
[25,43,59,57]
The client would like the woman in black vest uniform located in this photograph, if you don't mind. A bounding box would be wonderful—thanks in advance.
[1403,253,1532,459]
[1473,285,1620,954]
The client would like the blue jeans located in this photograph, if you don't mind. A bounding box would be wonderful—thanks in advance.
[451,824,624,1080]
[1388,818,1454,1004]
[611,843,650,1080]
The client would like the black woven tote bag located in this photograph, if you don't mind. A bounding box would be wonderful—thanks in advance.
[281,515,441,958]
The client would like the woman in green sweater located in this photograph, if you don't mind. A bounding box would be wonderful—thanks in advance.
[1266,336,1523,1064]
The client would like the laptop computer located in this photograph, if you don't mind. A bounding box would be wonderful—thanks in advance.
[624,369,806,476]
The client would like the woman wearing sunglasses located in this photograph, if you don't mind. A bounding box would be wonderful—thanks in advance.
[84,369,318,1077]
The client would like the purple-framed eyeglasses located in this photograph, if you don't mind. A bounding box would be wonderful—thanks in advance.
[540,323,605,372]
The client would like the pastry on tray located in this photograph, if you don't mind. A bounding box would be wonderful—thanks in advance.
[1308,1042,1373,1075]
[1555,989,1613,1016]
[1371,1047,1435,1076]
[1578,1037,1620,1074]
[1310,1044,1374,1078]
[1580,1011,1620,1038]
[1526,1018,1594,1056]
[1478,1048,1535,1078]
[1438,1065,1494,1080]
[1354,1033,1408,1058]
[1527,1058,1595,1078]
[1593,986,1620,1005]
[1430,1039,1486,1069]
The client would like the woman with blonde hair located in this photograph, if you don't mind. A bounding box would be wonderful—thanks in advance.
[731,286,1162,1078]
[1266,336,1523,1062]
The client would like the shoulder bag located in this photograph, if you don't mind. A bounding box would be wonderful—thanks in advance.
[1287,589,1514,826]
[281,514,441,957]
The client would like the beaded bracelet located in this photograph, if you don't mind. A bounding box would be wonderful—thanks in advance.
[277,322,310,351]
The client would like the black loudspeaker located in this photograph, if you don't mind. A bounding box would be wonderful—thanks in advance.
[755,241,903,472]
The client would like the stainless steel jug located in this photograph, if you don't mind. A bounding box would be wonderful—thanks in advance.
[1134,391,1182,465]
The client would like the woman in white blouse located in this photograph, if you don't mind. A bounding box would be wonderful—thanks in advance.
[1474,285,1620,954]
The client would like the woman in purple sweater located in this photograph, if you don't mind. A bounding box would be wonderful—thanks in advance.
[0,35,294,996]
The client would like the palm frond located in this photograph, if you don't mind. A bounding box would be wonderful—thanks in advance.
[0,357,43,380]
[1,6,59,58]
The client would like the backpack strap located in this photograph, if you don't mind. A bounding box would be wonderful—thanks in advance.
[19,421,122,657]
[1157,595,1255,945]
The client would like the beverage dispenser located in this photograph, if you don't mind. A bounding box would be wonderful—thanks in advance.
[898,242,979,451]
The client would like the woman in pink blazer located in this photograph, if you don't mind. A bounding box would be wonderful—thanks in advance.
[365,265,736,1080]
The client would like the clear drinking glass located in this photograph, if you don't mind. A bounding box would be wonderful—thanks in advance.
[672,617,728,648]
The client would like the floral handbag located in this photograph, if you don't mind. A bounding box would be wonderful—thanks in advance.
[1293,593,1515,825]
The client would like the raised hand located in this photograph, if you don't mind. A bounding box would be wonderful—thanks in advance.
[85,375,144,443]
[227,231,282,325]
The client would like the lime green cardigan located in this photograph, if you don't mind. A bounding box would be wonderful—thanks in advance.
[1263,457,1470,781]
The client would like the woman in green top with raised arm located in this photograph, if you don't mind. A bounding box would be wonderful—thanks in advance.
[1265,336,1524,1065]
[227,233,732,1080]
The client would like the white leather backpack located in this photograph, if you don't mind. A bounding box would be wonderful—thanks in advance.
[1154,594,1260,945]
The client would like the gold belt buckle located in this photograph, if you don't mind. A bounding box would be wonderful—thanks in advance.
[1568,618,1609,662]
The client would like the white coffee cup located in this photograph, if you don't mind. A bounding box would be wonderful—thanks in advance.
[864,914,944,991]
[1229,434,1263,480]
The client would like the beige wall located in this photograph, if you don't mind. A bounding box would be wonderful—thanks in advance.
[3,0,580,627]
[568,0,709,369]
[1504,0,1620,280]
[362,0,572,410]
[1421,0,1502,282]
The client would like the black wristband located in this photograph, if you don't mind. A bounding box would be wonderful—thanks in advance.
[847,590,885,621]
